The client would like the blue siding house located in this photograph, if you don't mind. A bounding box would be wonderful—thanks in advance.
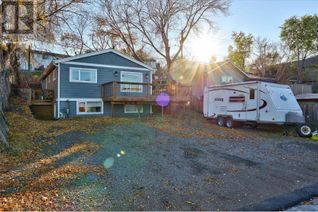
[40,49,154,118]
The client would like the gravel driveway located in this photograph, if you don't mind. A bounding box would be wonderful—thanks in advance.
[46,113,318,210]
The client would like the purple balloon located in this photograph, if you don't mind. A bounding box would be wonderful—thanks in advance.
[156,92,170,107]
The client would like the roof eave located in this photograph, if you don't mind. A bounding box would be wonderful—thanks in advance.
[54,49,153,71]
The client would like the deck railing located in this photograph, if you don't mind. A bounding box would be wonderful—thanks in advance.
[102,81,191,103]
[102,81,153,101]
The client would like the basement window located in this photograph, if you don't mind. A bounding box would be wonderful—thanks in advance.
[124,105,143,113]
[77,101,103,114]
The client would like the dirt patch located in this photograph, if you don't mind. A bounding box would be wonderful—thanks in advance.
[182,147,205,159]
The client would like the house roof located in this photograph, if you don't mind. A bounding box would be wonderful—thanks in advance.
[208,60,276,82]
[31,50,68,58]
[54,49,153,71]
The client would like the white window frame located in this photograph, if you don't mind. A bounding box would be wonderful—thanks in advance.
[120,71,143,93]
[221,75,233,83]
[76,100,103,115]
[70,67,97,83]
[124,105,143,114]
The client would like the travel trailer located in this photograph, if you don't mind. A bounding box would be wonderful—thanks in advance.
[203,81,313,137]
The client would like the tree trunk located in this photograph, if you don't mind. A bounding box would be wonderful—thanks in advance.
[297,52,301,83]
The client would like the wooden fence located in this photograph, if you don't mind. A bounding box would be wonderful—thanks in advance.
[0,99,9,145]
[299,102,318,130]
[290,84,313,95]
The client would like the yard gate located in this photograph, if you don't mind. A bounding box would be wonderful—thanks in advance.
[298,102,318,130]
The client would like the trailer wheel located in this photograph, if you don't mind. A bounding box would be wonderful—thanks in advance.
[225,117,233,128]
[296,124,312,138]
[217,116,225,127]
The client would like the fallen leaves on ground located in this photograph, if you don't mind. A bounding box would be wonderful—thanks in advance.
[0,105,292,210]
[0,106,114,210]
[1,106,132,172]
[145,113,257,141]
[0,142,101,188]
[0,189,73,211]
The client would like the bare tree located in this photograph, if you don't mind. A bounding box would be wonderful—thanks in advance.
[271,43,293,82]
[0,0,88,68]
[0,0,87,108]
[251,37,292,82]
[59,12,91,55]
[98,0,229,71]
[252,37,277,77]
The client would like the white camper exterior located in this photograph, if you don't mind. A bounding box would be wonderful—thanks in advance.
[203,81,312,137]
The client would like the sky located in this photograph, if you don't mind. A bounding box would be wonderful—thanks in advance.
[34,0,318,63]
[189,0,318,61]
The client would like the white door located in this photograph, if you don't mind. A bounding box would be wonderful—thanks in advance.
[120,71,143,93]
[245,87,258,121]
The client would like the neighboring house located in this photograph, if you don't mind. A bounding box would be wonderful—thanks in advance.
[191,60,274,112]
[40,49,153,118]
[19,50,67,72]
[289,55,318,85]
[267,55,318,93]
[299,55,318,93]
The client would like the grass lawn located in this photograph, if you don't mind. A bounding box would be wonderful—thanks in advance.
[1,106,318,210]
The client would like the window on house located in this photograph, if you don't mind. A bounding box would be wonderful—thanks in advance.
[70,67,97,83]
[48,74,51,83]
[229,96,245,103]
[221,75,233,84]
[124,105,143,113]
[250,89,255,99]
[121,71,143,93]
[77,101,103,114]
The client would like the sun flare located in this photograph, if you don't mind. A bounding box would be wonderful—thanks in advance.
[189,33,215,63]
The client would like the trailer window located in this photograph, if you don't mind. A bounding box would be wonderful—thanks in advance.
[229,96,245,103]
[250,89,255,99]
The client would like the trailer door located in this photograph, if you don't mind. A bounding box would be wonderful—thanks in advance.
[246,87,258,121]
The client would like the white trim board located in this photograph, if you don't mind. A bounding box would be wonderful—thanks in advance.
[62,61,150,71]
[59,98,103,101]
[54,49,153,71]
